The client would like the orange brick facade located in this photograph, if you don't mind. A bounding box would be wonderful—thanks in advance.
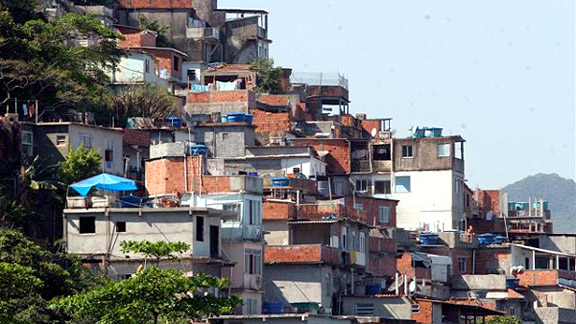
[117,27,157,48]
[137,48,184,80]
[345,196,397,228]
[292,138,350,175]
[263,201,296,220]
[250,109,292,132]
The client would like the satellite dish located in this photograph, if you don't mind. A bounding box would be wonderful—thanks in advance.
[371,128,377,137]
[409,280,417,293]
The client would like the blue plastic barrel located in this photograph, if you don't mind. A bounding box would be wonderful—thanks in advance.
[189,144,208,156]
[220,115,228,123]
[263,302,284,314]
[494,235,507,244]
[244,114,253,125]
[227,112,246,123]
[120,196,142,208]
[271,177,290,186]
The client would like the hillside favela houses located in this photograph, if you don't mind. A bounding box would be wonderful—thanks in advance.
[0,0,572,324]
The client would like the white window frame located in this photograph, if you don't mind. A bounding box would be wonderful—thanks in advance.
[22,131,33,156]
[245,249,262,275]
[355,179,367,192]
[359,232,366,253]
[379,206,390,223]
[80,133,92,149]
[457,256,467,272]
[438,143,450,157]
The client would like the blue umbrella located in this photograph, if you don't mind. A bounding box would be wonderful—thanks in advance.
[69,173,138,196]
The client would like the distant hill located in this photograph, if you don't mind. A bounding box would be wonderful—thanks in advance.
[501,173,576,234]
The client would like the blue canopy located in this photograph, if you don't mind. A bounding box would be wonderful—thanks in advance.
[69,173,138,196]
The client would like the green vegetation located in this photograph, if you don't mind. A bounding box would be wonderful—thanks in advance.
[486,315,521,324]
[120,240,190,265]
[53,266,240,324]
[111,84,180,126]
[0,228,101,322]
[0,0,125,119]
[138,16,174,48]
[58,145,102,185]
[251,57,283,94]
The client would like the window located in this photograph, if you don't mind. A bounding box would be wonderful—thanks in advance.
[22,131,33,156]
[247,201,256,225]
[359,232,366,253]
[173,56,179,71]
[395,176,411,193]
[455,141,464,159]
[144,59,150,73]
[354,203,364,211]
[56,135,67,146]
[196,216,204,241]
[379,206,390,223]
[221,133,229,140]
[401,145,413,158]
[244,249,262,275]
[105,138,114,168]
[80,134,92,149]
[292,167,301,174]
[246,298,258,315]
[79,216,96,234]
[411,304,421,313]
[457,256,467,272]
[116,221,126,233]
[438,143,450,157]
[355,179,367,192]
[355,303,374,315]
[374,180,391,194]
[342,226,347,249]
[373,144,391,160]
[187,69,196,81]
[223,203,238,213]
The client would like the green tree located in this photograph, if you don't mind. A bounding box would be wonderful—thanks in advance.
[58,145,102,185]
[0,228,101,322]
[487,315,521,324]
[0,2,125,119]
[110,84,180,126]
[120,240,190,266]
[251,57,283,94]
[138,16,174,48]
[53,266,240,324]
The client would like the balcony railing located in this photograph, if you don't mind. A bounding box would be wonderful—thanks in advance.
[186,27,220,40]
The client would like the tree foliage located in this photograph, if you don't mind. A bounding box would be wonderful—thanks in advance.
[487,315,521,324]
[120,240,190,265]
[138,16,173,48]
[110,84,180,126]
[0,1,125,117]
[53,266,241,324]
[251,57,283,94]
[0,228,101,322]
[58,145,102,186]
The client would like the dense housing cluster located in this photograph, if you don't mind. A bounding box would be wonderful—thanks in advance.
[0,1,571,323]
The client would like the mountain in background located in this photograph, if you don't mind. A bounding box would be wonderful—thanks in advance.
[501,173,576,234]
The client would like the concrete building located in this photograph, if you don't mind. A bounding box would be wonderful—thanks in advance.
[391,133,466,232]
[20,122,124,175]
[63,206,227,278]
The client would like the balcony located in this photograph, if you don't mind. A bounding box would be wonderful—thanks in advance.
[265,244,340,265]
[296,203,367,223]
[186,27,220,41]
[243,274,262,290]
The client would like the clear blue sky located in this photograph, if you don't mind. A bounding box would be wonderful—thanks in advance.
[221,0,576,189]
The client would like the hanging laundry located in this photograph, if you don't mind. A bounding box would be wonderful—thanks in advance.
[28,104,35,118]
[22,104,28,116]
[216,80,238,91]
[192,84,209,91]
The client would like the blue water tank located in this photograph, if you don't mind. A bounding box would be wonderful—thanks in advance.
[263,302,284,314]
[478,233,496,245]
[420,233,439,245]
[227,112,246,123]
[244,114,253,125]
[271,177,290,186]
[506,278,520,290]
[365,284,382,295]
[189,144,208,156]
[120,196,142,208]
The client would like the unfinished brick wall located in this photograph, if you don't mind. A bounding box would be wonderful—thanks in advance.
[188,90,256,105]
[257,94,290,106]
[145,156,202,196]
[292,139,350,174]
[250,109,292,132]
[265,245,322,263]
[369,237,397,277]
[117,29,157,47]
[517,270,559,287]
[423,246,473,275]
[361,119,382,137]
[123,129,150,147]
[474,247,511,274]
[263,201,296,220]
[346,197,397,228]
[412,300,434,324]
[118,0,193,9]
